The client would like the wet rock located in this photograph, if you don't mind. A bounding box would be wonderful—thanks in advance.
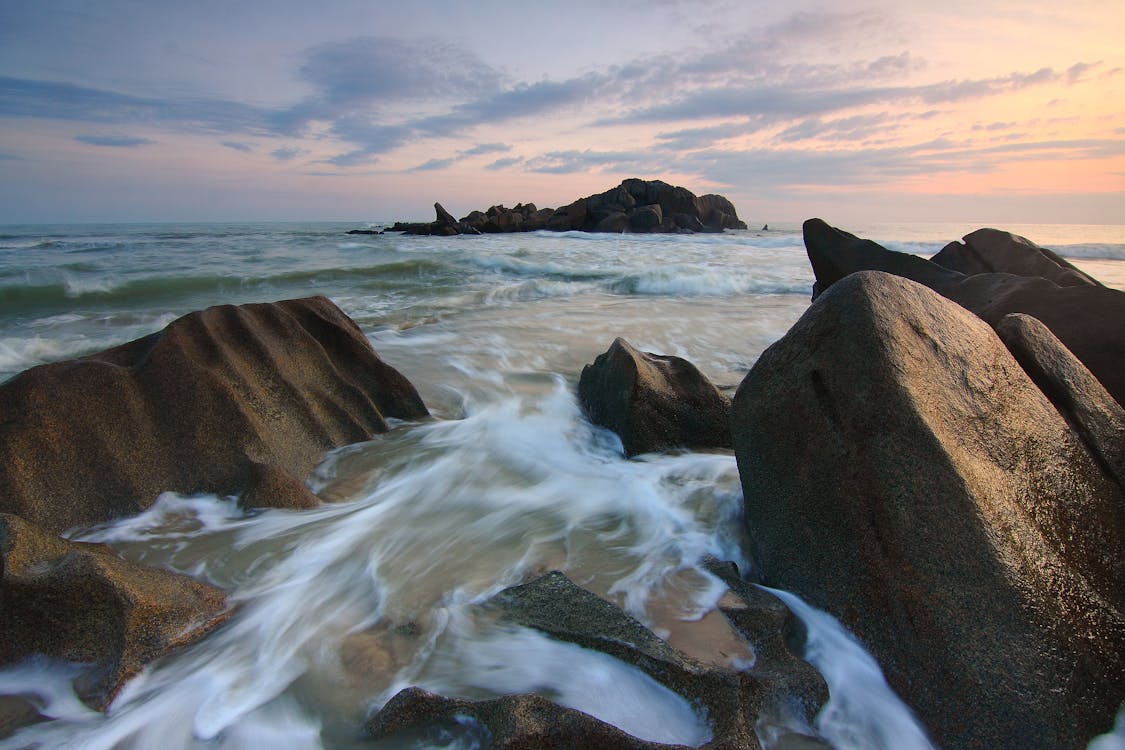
[492,571,827,749]
[368,687,691,750]
[932,227,1100,286]
[732,270,1125,749]
[578,338,732,457]
[0,513,231,709]
[0,296,429,532]
[594,211,629,233]
[366,569,827,749]
[802,218,1125,405]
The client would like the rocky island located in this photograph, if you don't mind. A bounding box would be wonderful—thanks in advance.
[351,178,749,236]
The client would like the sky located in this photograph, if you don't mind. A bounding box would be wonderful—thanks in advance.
[1,0,1123,224]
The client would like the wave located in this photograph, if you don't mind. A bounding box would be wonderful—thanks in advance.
[0,259,455,316]
[1053,243,1125,261]
[608,266,809,297]
[467,254,614,282]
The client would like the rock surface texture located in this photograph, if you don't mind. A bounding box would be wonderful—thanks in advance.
[367,567,829,749]
[0,513,230,710]
[578,338,732,457]
[802,218,1125,405]
[384,179,748,236]
[732,270,1125,749]
[0,296,429,533]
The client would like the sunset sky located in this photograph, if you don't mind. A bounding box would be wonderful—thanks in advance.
[1,0,1122,224]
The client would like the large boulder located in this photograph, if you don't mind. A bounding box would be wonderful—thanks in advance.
[732,271,1125,749]
[0,296,429,533]
[578,338,732,457]
[932,227,1100,286]
[802,218,1125,405]
[0,513,230,710]
[367,568,827,749]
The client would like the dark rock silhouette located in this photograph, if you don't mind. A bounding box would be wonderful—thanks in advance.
[578,338,732,457]
[0,296,429,533]
[0,513,231,710]
[802,218,1125,405]
[381,179,748,236]
[732,270,1125,749]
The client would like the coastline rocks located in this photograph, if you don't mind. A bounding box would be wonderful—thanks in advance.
[932,227,1101,286]
[0,296,429,533]
[0,513,230,709]
[367,569,827,749]
[731,271,1125,749]
[384,179,748,236]
[578,338,732,457]
[802,218,1125,405]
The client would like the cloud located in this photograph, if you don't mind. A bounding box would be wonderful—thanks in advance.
[409,157,455,171]
[486,156,524,170]
[297,36,503,108]
[271,146,307,161]
[74,134,155,147]
[222,140,254,152]
[524,149,657,174]
[461,142,511,157]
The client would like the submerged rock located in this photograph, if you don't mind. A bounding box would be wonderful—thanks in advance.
[368,688,690,750]
[578,338,732,457]
[732,270,1125,749]
[802,218,1125,405]
[367,569,828,749]
[0,296,429,533]
[0,513,230,710]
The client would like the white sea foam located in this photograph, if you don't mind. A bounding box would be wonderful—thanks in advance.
[766,588,937,750]
[394,614,712,747]
[1089,707,1125,750]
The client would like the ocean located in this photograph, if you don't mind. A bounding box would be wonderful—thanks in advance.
[1,221,1123,749]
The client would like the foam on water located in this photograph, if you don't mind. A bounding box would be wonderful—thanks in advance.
[767,588,937,750]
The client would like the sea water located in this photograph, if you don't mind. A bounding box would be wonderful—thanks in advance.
[1,221,1123,749]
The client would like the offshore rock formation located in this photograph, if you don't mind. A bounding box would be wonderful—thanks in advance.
[0,296,429,533]
[802,218,1125,405]
[380,178,748,236]
[578,338,732,457]
[0,513,230,710]
[732,270,1125,749]
[368,565,828,749]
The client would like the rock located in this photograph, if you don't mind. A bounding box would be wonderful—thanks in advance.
[578,338,732,457]
[368,687,690,750]
[802,218,1125,405]
[996,313,1125,488]
[629,204,663,232]
[345,229,382,235]
[433,202,457,227]
[0,513,231,709]
[484,569,824,749]
[593,212,629,233]
[731,270,1125,749]
[388,180,746,236]
[932,227,1100,286]
[365,568,828,748]
[0,296,429,533]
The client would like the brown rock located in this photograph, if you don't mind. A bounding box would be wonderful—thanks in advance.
[0,296,429,533]
[932,227,1100,286]
[593,212,629,233]
[578,338,732,457]
[802,218,1125,405]
[0,513,231,709]
[628,204,664,232]
[996,312,1125,488]
[732,270,1125,749]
